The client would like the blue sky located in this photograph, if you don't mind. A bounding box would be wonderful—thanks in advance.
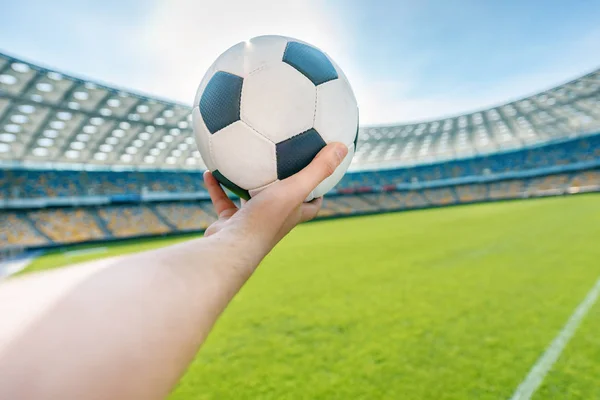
[1,0,599,124]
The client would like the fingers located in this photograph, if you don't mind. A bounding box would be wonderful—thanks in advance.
[284,143,348,201]
[299,197,323,222]
[203,171,238,218]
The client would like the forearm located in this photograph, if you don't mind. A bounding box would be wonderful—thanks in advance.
[0,232,264,400]
[0,143,345,400]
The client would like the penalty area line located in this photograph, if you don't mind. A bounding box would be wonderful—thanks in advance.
[509,276,600,400]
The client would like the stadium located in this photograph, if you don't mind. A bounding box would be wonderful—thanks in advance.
[1,51,599,250]
[1,30,600,400]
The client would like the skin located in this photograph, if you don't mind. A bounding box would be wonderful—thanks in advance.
[0,142,348,400]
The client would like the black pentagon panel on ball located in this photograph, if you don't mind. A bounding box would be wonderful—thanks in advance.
[282,41,338,86]
[276,128,326,180]
[200,71,243,134]
[212,170,250,200]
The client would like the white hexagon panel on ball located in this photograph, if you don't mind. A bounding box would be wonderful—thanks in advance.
[314,77,359,146]
[210,121,277,191]
[241,62,316,144]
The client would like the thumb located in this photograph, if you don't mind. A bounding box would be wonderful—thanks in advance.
[283,142,348,201]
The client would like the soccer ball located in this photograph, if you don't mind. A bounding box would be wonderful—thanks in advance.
[192,35,359,201]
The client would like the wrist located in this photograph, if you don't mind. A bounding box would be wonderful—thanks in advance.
[169,232,266,282]
[208,227,271,272]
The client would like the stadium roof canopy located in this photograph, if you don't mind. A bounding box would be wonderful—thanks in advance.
[0,52,599,172]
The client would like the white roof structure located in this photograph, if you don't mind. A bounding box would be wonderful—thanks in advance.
[1,51,599,171]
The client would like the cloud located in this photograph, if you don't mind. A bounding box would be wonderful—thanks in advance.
[127,0,353,105]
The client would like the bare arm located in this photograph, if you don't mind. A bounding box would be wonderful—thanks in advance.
[0,143,348,400]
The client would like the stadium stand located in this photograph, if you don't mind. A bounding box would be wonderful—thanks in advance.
[401,191,429,208]
[329,196,374,213]
[318,197,350,217]
[569,169,600,192]
[422,188,457,206]
[488,180,526,200]
[28,208,106,243]
[0,52,599,250]
[0,169,206,198]
[2,167,600,248]
[526,174,571,196]
[153,202,215,231]
[2,133,599,199]
[0,212,48,246]
[97,205,171,238]
[360,192,400,211]
[454,184,488,202]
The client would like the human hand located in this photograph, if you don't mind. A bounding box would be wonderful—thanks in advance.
[202,142,348,257]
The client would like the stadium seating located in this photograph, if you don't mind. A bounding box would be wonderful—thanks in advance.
[570,169,600,192]
[318,197,351,217]
[454,184,488,202]
[97,206,171,237]
[339,195,382,213]
[0,170,207,199]
[526,174,571,196]
[28,208,107,243]
[422,188,457,206]
[360,192,402,211]
[341,134,600,187]
[1,168,599,249]
[399,190,429,208]
[0,212,49,247]
[153,202,216,231]
[0,136,599,249]
[488,180,526,200]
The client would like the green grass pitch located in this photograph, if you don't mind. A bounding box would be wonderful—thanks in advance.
[18,194,600,399]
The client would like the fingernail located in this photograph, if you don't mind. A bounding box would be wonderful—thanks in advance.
[335,144,348,163]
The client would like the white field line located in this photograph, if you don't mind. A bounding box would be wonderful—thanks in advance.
[509,276,600,400]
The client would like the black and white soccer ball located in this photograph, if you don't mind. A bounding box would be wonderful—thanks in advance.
[192,35,359,201]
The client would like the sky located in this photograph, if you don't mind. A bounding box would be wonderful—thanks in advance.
[1,0,599,125]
